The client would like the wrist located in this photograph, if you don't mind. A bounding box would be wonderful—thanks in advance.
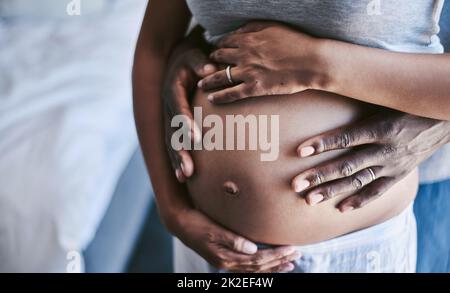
[311,38,339,92]
[158,201,194,236]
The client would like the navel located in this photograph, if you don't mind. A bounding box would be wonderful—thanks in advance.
[223,180,240,197]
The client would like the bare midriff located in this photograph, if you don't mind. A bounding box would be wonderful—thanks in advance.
[186,89,418,246]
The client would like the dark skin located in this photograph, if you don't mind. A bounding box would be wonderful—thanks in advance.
[165,24,450,213]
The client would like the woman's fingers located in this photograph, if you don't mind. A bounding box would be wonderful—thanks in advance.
[208,84,249,104]
[337,177,397,212]
[304,167,382,206]
[198,66,244,91]
[209,48,240,64]
[291,147,381,193]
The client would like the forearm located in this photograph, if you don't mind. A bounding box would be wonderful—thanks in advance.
[133,48,194,232]
[320,39,450,120]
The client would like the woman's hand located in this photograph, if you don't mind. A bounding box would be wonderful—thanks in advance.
[291,112,450,212]
[198,21,328,103]
[170,207,301,273]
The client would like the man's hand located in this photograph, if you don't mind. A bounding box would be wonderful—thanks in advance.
[162,34,217,182]
[171,208,300,273]
[291,111,450,212]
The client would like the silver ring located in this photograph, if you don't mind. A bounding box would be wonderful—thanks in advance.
[367,167,376,181]
[226,65,234,85]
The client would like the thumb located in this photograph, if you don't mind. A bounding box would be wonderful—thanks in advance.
[219,230,258,255]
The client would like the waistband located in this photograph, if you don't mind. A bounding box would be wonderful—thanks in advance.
[297,204,414,253]
[286,205,415,254]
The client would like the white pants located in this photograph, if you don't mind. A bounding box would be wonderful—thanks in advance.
[174,205,417,273]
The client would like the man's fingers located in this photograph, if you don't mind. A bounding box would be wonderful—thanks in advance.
[305,167,382,205]
[198,67,244,91]
[297,124,379,158]
[292,147,381,193]
[337,177,397,212]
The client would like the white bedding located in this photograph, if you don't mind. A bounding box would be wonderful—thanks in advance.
[0,0,146,272]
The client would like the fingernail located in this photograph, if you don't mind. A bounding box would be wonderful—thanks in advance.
[197,80,203,88]
[180,162,186,175]
[203,64,215,72]
[207,94,214,102]
[193,126,202,144]
[340,205,354,213]
[175,169,183,182]
[299,146,315,157]
[308,193,324,206]
[242,241,258,254]
[280,263,295,273]
[294,179,310,193]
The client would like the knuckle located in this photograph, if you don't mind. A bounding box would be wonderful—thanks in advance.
[311,170,326,186]
[211,50,220,60]
[213,73,222,82]
[340,161,354,177]
[224,90,239,101]
[381,145,398,158]
[205,231,216,243]
[323,185,335,199]
[337,132,353,148]
[380,120,397,137]
[251,254,265,265]
[351,175,364,190]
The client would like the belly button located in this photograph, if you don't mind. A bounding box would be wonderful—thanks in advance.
[223,181,240,197]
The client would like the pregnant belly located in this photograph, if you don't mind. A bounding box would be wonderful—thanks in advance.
[186,89,418,245]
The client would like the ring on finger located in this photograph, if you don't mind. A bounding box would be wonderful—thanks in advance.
[367,167,376,181]
[226,65,234,85]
